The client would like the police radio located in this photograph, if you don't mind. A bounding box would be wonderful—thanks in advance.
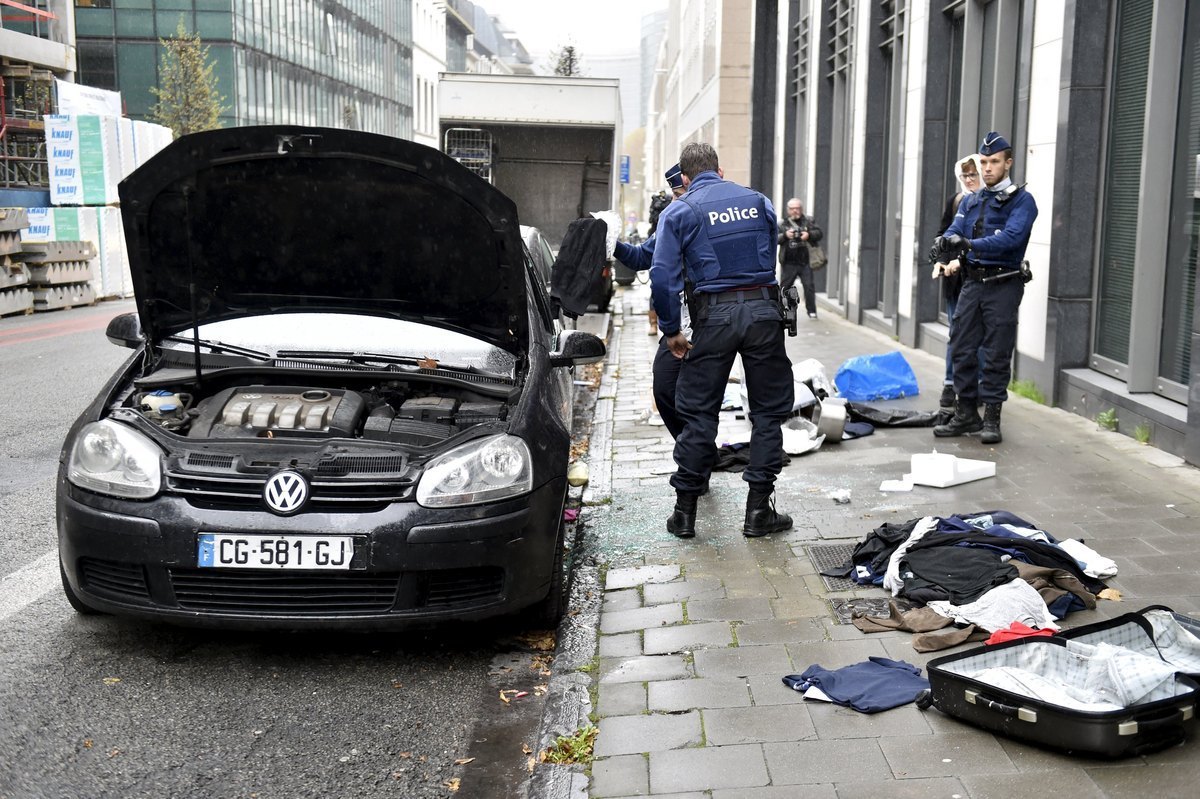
[780,286,800,336]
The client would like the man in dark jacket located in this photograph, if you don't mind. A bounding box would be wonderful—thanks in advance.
[930,131,1038,445]
[651,143,794,540]
[777,199,823,319]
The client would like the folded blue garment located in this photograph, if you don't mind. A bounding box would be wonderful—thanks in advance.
[782,657,930,713]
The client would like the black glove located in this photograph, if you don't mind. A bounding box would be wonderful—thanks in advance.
[945,234,970,258]
[929,236,948,263]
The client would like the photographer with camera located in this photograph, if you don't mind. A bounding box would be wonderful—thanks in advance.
[778,199,824,320]
[930,131,1038,445]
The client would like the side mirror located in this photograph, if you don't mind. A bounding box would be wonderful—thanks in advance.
[549,330,605,367]
[105,313,143,348]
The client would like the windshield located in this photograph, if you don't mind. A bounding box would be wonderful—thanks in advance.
[162,313,517,375]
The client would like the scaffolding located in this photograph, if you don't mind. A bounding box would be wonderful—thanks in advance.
[0,63,54,190]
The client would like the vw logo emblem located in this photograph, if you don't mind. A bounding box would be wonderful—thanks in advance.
[263,470,309,515]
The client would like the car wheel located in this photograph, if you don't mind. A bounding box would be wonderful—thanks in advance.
[60,563,102,615]
[522,518,568,628]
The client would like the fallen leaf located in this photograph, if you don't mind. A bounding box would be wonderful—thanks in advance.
[418,357,438,369]
[391,681,403,689]
[82,739,93,749]
[516,630,556,651]
[453,758,475,766]
[392,772,405,780]
[499,689,521,704]
[444,778,461,792]
[108,748,121,758]
[532,684,548,696]
[521,743,533,755]
[399,752,412,759]
[1099,588,1123,601]
[526,756,536,773]
[418,755,427,763]
[102,677,121,686]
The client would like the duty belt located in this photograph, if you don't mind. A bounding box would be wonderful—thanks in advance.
[963,263,1020,282]
[698,285,780,306]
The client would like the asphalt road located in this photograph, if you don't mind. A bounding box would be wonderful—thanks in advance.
[0,302,558,799]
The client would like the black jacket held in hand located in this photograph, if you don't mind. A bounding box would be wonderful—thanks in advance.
[777,215,823,265]
[551,217,609,319]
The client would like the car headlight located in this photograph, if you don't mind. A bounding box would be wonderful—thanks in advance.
[68,420,163,499]
[416,434,533,508]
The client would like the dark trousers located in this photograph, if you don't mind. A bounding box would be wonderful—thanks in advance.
[670,297,794,494]
[652,336,684,440]
[950,277,1024,405]
[781,259,817,315]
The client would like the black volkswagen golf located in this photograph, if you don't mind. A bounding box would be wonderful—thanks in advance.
[57,127,605,629]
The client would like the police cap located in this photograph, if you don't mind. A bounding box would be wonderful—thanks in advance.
[979,131,1011,156]
[664,163,684,190]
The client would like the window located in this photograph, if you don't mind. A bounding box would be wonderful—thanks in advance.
[78,41,118,91]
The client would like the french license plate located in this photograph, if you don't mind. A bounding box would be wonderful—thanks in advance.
[197,534,354,570]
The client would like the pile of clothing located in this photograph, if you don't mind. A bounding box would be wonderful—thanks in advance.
[824,511,1118,651]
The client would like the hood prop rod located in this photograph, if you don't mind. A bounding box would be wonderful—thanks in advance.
[182,186,204,392]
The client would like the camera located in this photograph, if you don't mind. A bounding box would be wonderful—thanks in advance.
[780,286,800,336]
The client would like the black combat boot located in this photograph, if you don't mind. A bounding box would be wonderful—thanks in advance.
[666,491,698,538]
[980,403,1003,444]
[939,384,956,409]
[743,484,793,538]
[933,400,983,437]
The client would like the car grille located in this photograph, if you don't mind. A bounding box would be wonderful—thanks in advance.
[169,569,400,614]
[79,558,151,602]
[165,463,415,511]
[423,568,505,607]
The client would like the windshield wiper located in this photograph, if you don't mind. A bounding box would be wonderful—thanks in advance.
[274,350,510,380]
[162,336,272,360]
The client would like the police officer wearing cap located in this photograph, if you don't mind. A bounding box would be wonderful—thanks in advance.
[930,131,1039,444]
[613,164,689,439]
[650,142,794,539]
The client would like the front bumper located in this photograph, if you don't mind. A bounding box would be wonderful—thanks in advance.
[57,474,566,630]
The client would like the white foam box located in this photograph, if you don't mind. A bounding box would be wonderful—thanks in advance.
[117,117,138,180]
[44,115,84,205]
[904,451,996,488]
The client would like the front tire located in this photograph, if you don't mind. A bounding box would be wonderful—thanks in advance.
[522,519,567,628]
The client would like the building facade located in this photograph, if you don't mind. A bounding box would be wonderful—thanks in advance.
[411,0,446,147]
[74,0,414,138]
[644,0,1199,466]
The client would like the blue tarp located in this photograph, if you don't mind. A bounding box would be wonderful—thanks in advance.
[834,352,920,401]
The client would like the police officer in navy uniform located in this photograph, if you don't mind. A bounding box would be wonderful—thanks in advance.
[613,164,689,439]
[649,143,794,538]
[931,131,1039,444]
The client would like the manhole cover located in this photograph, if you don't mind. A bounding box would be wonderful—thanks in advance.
[807,543,857,592]
[828,596,917,625]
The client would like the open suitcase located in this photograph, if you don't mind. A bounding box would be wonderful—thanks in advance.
[922,606,1200,757]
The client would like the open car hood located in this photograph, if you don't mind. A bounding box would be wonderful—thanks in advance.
[120,126,528,354]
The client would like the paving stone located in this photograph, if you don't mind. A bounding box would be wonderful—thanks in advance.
[763,739,892,784]
[649,744,770,793]
[600,654,692,684]
[877,732,1016,778]
[601,602,684,634]
[703,704,817,744]
[648,677,752,712]
[599,631,643,658]
[590,754,647,798]
[644,621,733,654]
[785,639,890,670]
[598,681,647,718]
[693,645,793,678]
[747,673,807,705]
[959,771,1107,799]
[735,617,827,645]
[609,793,707,799]
[712,787,837,799]
[607,565,681,590]
[806,703,931,739]
[833,777,968,799]
[687,597,775,622]
[643,576,726,604]
[594,710,703,757]
[604,588,643,612]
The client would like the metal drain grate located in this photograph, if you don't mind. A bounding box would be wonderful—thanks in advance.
[828,596,917,625]
[806,543,857,592]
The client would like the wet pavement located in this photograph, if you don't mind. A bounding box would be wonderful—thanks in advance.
[538,282,1200,799]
